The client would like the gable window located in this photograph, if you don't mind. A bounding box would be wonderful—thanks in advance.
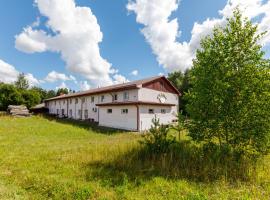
[161,109,166,114]
[148,109,154,114]
[101,95,105,102]
[121,109,128,114]
[91,96,94,103]
[123,92,129,100]
[160,81,164,90]
[75,98,78,104]
[107,109,112,114]
[84,109,88,119]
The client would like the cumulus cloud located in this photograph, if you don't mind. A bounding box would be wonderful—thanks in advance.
[44,71,76,83]
[15,0,127,87]
[0,59,39,86]
[130,70,138,76]
[127,0,270,72]
[113,74,129,84]
[56,82,68,90]
[79,81,91,91]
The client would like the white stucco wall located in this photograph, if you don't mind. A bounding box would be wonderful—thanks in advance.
[99,105,137,130]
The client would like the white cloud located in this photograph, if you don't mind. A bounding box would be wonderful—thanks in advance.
[0,59,39,86]
[130,70,138,76]
[0,59,19,83]
[127,0,270,72]
[79,81,91,91]
[113,74,129,84]
[44,71,75,83]
[15,0,127,87]
[56,82,68,90]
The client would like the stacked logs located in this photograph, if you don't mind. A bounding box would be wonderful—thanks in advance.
[7,105,31,117]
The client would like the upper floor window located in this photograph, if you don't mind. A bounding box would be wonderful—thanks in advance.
[123,91,129,100]
[107,109,112,114]
[75,98,78,104]
[70,99,72,104]
[82,97,85,103]
[161,109,166,114]
[92,107,97,112]
[148,109,154,114]
[101,95,105,102]
[113,94,118,101]
[54,101,56,105]
[121,109,128,114]
[91,96,94,103]
[63,100,65,104]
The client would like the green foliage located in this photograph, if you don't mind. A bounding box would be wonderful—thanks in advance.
[168,69,192,114]
[14,73,29,90]
[46,90,57,99]
[56,88,69,96]
[186,9,270,156]
[21,89,41,108]
[0,83,23,110]
[171,111,186,141]
[141,116,176,154]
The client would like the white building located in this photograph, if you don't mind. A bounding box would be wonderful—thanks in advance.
[44,76,180,131]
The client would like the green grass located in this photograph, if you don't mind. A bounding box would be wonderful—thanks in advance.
[0,115,269,199]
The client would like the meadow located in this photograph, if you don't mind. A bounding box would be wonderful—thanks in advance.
[0,115,269,200]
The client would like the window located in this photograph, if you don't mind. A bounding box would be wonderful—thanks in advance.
[62,109,65,115]
[121,109,128,114]
[78,109,82,118]
[82,97,85,103]
[63,100,65,104]
[161,109,166,114]
[84,109,88,119]
[75,98,78,104]
[54,101,56,105]
[113,94,118,101]
[70,99,72,104]
[148,109,154,114]
[160,81,164,90]
[92,107,97,112]
[69,109,72,116]
[101,95,105,102]
[107,109,112,114]
[91,96,94,103]
[57,109,59,115]
[123,92,129,100]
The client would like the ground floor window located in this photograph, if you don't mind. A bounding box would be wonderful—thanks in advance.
[84,109,88,119]
[148,109,154,114]
[57,109,59,115]
[61,109,65,115]
[78,110,82,118]
[121,109,128,114]
[161,109,166,114]
[107,109,112,113]
[69,109,72,116]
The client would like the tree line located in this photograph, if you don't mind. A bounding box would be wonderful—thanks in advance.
[0,73,71,111]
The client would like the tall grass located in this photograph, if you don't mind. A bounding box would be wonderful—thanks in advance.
[0,115,269,199]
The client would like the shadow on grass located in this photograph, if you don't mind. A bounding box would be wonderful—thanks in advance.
[85,140,258,186]
[41,114,129,135]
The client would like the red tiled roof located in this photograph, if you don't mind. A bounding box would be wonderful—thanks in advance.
[96,101,175,106]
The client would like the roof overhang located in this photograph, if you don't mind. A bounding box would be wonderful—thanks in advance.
[96,101,175,107]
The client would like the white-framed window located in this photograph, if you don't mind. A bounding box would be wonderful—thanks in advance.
[107,109,112,114]
[113,94,118,101]
[63,100,65,104]
[69,109,72,116]
[101,95,105,102]
[75,98,78,104]
[78,109,82,118]
[148,109,154,114]
[121,109,128,114]
[91,96,95,103]
[82,97,85,103]
[62,109,65,115]
[123,91,129,100]
[92,107,97,112]
[69,99,72,104]
[54,101,56,105]
[161,109,166,114]
[84,109,88,119]
[57,109,59,114]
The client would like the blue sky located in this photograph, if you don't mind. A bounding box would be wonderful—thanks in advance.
[0,0,269,91]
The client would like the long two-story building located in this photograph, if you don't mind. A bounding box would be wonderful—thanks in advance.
[44,76,180,131]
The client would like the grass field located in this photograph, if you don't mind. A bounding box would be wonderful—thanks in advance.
[0,115,269,200]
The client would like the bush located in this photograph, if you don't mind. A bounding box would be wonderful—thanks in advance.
[141,116,176,154]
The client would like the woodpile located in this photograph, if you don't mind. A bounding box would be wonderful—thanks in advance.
[7,105,31,117]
